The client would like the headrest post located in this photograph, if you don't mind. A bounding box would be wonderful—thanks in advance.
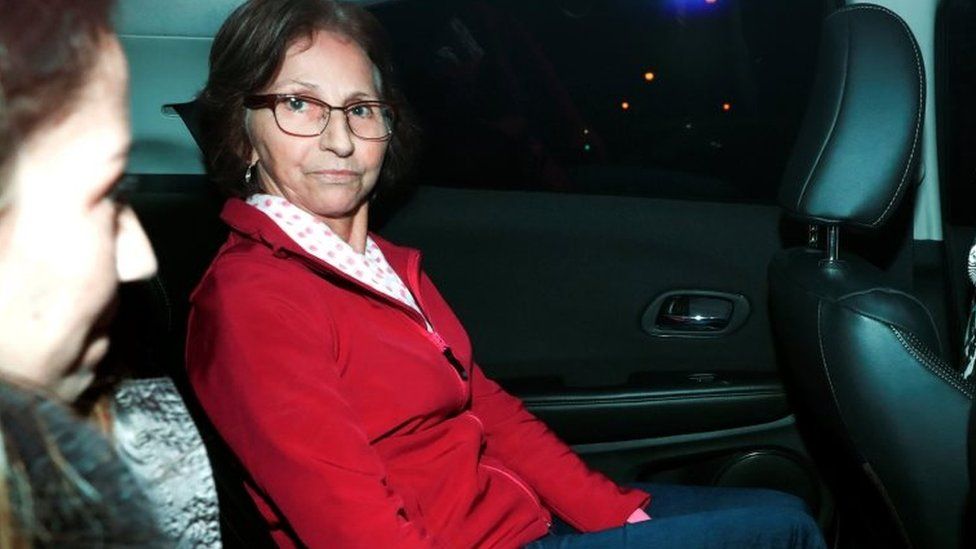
[825,225,840,262]
[807,225,820,248]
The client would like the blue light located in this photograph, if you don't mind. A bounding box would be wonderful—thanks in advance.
[664,0,726,16]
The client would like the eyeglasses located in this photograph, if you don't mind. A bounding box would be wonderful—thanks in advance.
[244,94,396,141]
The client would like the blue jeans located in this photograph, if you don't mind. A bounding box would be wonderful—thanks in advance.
[525,483,827,549]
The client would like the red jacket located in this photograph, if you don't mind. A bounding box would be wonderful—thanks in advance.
[186,199,649,548]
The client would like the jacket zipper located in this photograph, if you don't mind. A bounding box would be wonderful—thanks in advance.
[284,245,469,389]
[270,243,543,525]
[404,252,470,389]
[414,321,469,401]
[427,332,468,380]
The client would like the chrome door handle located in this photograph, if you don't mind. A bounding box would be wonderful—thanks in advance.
[658,295,733,331]
[641,291,750,338]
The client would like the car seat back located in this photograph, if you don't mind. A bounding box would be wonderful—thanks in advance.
[768,5,973,548]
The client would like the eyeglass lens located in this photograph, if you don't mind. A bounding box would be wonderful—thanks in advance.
[274,96,393,139]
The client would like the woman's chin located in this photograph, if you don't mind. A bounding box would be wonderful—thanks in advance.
[81,334,110,368]
[52,369,97,402]
[53,336,108,402]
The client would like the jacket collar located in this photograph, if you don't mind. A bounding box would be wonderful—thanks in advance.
[220,198,421,296]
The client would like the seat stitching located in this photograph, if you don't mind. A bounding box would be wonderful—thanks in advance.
[772,271,946,355]
[816,302,851,425]
[829,5,924,227]
[902,330,976,391]
[835,288,943,352]
[898,330,963,390]
[892,328,974,399]
[903,331,942,365]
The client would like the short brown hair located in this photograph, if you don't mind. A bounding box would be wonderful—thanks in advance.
[0,0,115,194]
[199,0,418,199]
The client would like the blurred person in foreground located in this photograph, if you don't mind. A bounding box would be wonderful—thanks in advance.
[0,0,166,545]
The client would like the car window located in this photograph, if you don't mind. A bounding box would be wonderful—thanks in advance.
[374,0,837,203]
[940,0,976,225]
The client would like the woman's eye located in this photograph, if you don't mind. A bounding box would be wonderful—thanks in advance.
[348,104,375,118]
[108,174,138,206]
[284,97,308,112]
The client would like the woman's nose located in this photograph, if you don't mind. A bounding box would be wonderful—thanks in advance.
[318,111,355,157]
[115,206,158,282]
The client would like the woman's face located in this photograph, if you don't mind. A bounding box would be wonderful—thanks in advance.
[0,36,157,400]
[247,30,389,235]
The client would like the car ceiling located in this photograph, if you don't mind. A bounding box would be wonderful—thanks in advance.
[116,0,392,37]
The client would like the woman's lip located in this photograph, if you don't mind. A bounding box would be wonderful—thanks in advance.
[310,169,360,176]
[309,170,361,184]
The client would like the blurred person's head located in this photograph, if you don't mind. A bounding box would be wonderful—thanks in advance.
[199,0,418,217]
[0,0,157,401]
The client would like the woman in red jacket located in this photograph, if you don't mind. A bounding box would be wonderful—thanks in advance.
[186,1,825,547]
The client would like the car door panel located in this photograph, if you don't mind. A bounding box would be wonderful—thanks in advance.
[380,187,800,458]
[381,186,785,384]
[518,375,788,445]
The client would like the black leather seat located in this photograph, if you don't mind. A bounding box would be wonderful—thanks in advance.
[970,403,976,546]
[768,4,973,549]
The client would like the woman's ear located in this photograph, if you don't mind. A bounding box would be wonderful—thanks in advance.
[243,110,259,164]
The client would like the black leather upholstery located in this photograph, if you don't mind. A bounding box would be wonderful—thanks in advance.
[769,4,974,548]
[970,402,976,546]
[778,4,924,229]
[770,250,973,548]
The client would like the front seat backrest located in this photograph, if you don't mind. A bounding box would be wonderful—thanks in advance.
[768,4,973,549]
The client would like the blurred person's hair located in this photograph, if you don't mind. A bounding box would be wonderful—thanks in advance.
[0,379,164,548]
[0,0,115,202]
[199,0,419,200]
[0,1,165,545]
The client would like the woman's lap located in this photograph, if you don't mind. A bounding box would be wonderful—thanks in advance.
[642,482,810,518]
[527,483,826,549]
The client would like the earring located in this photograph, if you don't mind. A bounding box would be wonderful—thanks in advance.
[245,161,257,186]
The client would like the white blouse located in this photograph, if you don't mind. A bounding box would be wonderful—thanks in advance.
[246,194,426,322]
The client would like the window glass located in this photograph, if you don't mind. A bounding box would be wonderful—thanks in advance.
[374,0,835,202]
[940,0,976,224]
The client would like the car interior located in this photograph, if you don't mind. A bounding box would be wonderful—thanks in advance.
[106,0,974,547]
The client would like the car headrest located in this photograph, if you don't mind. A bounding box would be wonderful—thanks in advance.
[167,99,206,155]
[778,4,924,230]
